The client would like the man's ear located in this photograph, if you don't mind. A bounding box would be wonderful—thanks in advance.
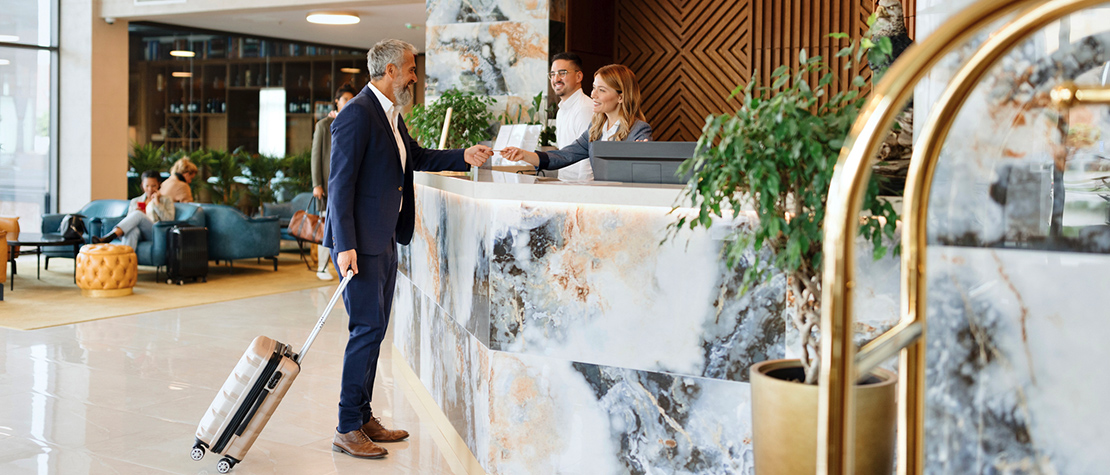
[576,70,584,84]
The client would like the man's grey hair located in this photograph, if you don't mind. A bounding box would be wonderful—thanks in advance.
[367,39,418,81]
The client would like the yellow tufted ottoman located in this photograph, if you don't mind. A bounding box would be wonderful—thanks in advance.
[76,244,138,297]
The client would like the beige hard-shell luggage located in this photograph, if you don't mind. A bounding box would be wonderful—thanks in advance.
[191,272,353,473]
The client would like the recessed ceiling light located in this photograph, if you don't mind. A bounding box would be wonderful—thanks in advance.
[170,50,196,58]
[0,35,18,42]
[339,67,361,74]
[172,71,192,78]
[0,59,10,66]
[306,12,360,25]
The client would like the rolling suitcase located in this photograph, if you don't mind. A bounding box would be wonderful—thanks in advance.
[191,271,354,473]
[167,225,208,285]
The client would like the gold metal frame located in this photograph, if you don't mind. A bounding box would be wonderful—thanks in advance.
[817,0,1110,473]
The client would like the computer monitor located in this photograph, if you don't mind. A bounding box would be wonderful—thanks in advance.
[590,141,697,184]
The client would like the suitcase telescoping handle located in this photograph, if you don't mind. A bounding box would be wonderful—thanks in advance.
[295,270,355,365]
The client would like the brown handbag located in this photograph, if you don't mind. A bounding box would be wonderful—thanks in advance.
[289,198,325,245]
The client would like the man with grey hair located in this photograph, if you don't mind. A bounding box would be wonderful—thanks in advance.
[324,38,492,459]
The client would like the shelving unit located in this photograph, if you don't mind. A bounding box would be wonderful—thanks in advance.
[133,35,367,155]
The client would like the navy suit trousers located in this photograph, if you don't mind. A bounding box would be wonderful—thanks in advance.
[333,240,397,433]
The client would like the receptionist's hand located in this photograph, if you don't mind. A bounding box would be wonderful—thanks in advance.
[501,147,539,167]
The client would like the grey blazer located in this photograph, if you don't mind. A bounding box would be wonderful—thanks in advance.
[536,120,653,170]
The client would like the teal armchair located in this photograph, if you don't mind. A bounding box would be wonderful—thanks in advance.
[203,204,281,272]
[41,199,130,265]
[261,192,314,241]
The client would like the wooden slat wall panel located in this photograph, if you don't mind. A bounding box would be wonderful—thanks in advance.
[614,0,915,142]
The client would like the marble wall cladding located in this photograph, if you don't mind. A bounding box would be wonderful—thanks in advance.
[393,275,420,368]
[425,0,550,101]
[425,21,550,100]
[913,9,1110,252]
[407,186,491,345]
[924,245,1110,474]
[906,4,1110,473]
[486,201,779,381]
[405,184,902,383]
[393,274,492,467]
[488,352,752,475]
[428,0,549,25]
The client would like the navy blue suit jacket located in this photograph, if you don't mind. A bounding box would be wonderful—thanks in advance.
[323,85,469,255]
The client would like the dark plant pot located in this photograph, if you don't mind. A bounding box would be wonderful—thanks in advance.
[750,359,897,475]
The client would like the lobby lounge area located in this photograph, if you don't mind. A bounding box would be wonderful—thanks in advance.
[4,0,1110,474]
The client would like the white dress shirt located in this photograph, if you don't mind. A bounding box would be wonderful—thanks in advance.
[554,88,595,182]
[368,83,407,173]
[601,120,621,142]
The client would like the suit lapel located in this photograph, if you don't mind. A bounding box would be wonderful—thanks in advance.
[363,86,401,164]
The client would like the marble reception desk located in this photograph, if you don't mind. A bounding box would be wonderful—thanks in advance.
[391,170,901,474]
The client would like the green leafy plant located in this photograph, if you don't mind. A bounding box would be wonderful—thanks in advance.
[499,92,544,125]
[276,149,312,201]
[128,142,167,196]
[242,152,283,213]
[498,92,557,147]
[405,88,495,149]
[539,99,558,147]
[667,36,900,384]
[204,147,246,206]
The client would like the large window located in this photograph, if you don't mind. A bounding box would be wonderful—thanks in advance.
[0,0,57,232]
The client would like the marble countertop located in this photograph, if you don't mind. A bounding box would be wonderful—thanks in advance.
[415,169,691,208]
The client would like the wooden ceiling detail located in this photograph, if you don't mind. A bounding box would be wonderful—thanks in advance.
[615,0,915,142]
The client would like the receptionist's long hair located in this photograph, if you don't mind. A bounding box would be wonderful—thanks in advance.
[588,64,647,142]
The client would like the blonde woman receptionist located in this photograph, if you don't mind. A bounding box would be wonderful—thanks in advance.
[501,64,651,172]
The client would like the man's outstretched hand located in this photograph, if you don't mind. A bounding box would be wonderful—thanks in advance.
[464,144,493,167]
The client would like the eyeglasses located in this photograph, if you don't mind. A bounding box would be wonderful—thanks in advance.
[548,69,575,79]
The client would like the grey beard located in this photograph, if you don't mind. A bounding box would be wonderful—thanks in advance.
[394,84,413,107]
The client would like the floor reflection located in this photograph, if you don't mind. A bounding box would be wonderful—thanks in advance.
[0,286,481,475]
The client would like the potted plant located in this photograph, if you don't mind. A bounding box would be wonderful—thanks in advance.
[669,37,901,474]
[204,147,246,207]
[242,152,283,214]
[275,149,312,202]
[499,92,557,147]
[404,88,495,149]
[128,142,167,197]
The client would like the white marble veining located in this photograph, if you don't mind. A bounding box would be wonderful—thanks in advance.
[911,3,1110,472]
[925,246,1110,474]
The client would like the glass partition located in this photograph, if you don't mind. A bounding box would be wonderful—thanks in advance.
[0,0,57,230]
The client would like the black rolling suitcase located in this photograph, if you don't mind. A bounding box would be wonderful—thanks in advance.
[167,225,208,284]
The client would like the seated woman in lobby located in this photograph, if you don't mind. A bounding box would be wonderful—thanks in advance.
[93,170,175,249]
[501,64,651,172]
[160,156,198,202]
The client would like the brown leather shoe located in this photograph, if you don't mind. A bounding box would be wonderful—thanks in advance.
[361,415,409,442]
[332,429,388,459]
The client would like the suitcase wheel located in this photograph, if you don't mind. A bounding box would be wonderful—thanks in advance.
[190,445,205,461]
[217,457,235,473]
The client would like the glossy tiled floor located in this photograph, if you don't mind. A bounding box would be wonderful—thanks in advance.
[0,285,481,474]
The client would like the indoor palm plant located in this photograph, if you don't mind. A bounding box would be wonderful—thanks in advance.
[204,147,246,207]
[669,37,900,473]
[242,152,283,214]
[405,88,495,149]
[128,142,168,197]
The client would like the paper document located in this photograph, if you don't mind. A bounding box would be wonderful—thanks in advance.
[489,124,543,167]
